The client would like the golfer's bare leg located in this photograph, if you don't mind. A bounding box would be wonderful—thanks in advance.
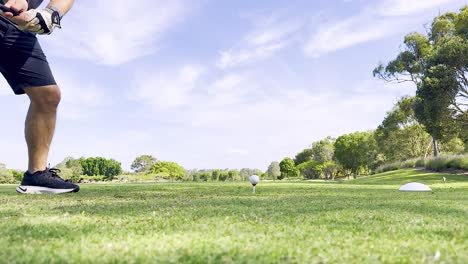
[24,85,61,173]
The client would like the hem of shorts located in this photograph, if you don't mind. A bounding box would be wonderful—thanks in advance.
[13,86,26,95]
[13,82,57,95]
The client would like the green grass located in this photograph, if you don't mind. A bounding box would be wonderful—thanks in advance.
[0,169,467,263]
[353,168,467,185]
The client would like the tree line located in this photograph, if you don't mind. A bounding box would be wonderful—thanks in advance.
[0,154,265,184]
[272,6,467,180]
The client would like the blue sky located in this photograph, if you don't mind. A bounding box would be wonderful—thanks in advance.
[0,0,466,171]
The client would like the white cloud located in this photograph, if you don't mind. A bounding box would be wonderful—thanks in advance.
[159,78,408,170]
[40,0,189,66]
[210,74,246,93]
[217,14,303,69]
[207,72,266,107]
[246,19,302,46]
[218,43,287,69]
[132,64,408,140]
[227,148,249,155]
[130,64,205,110]
[304,15,407,58]
[378,0,455,17]
[54,72,108,121]
[303,0,460,58]
[0,69,105,120]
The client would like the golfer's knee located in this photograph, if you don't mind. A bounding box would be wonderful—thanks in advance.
[26,85,61,110]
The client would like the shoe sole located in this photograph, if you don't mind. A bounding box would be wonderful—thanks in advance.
[16,185,80,194]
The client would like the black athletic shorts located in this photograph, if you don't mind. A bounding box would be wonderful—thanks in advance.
[0,17,56,95]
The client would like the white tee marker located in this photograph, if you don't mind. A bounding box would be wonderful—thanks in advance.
[399,182,432,191]
[249,175,260,193]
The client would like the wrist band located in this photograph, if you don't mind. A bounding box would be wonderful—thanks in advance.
[47,6,63,19]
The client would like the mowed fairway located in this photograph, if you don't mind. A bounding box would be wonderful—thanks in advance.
[0,169,467,263]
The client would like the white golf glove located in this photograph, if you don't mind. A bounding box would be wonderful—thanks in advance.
[18,7,61,35]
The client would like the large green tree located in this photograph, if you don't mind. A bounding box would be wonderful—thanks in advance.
[0,163,16,184]
[266,161,281,181]
[374,6,468,156]
[131,155,158,174]
[211,169,221,181]
[79,157,122,179]
[321,161,341,181]
[279,157,299,179]
[375,96,432,161]
[334,132,378,178]
[55,157,83,183]
[294,148,314,166]
[296,160,322,179]
[192,170,211,182]
[440,137,466,154]
[152,161,185,181]
[227,170,240,181]
[310,136,335,163]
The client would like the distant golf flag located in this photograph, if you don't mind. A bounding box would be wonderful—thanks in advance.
[249,175,260,193]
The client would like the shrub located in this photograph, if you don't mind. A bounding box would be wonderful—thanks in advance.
[58,167,82,183]
[426,158,446,171]
[425,155,468,171]
[446,157,459,169]
[375,157,430,174]
[401,159,417,168]
[0,164,21,184]
[415,158,425,167]
[461,158,468,170]
[79,175,105,183]
[445,155,468,170]
[0,170,15,184]
[375,162,401,174]
[80,157,122,179]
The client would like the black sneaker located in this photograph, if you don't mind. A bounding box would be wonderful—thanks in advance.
[16,168,80,194]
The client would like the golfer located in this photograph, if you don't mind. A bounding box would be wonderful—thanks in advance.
[0,0,79,194]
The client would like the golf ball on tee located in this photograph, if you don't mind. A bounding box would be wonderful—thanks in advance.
[249,175,260,186]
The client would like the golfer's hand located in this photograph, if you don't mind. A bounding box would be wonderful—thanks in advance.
[1,0,29,24]
[17,8,62,34]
